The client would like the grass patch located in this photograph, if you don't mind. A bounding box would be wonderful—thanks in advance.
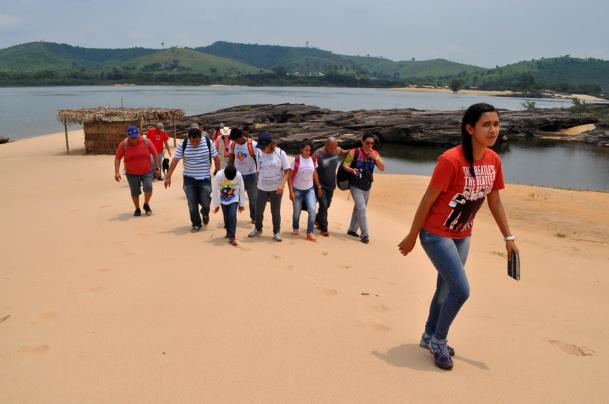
[490,250,507,258]
[555,232,567,238]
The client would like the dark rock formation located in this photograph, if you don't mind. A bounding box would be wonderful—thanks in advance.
[0,136,9,144]
[165,103,609,150]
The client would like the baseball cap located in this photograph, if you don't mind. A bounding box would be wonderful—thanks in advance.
[256,132,273,148]
[127,125,139,138]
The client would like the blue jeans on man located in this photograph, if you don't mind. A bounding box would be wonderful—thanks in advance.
[242,173,257,222]
[183,175,212,228]
[292,187,317,233]
[221,202,239,238]
[419,229,471,341]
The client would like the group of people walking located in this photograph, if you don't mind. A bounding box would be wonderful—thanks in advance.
[114,123,385,245]
[113,103,520,371]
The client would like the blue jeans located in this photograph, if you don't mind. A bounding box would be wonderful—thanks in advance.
[183,176,212,227]
[348,186,370,238]
[292,187,317,233]
[316,186,335,232]
[242,173,258,222]
[419,229,471,340]
[221,202,239,238]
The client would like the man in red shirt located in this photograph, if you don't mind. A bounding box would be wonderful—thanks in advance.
[146,122,172,180]
[114,125,160,216]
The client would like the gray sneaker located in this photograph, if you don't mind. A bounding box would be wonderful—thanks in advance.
[430,336,454,370]
[420,333,455,356]
[273,233,283,242]
[248,229,262,238]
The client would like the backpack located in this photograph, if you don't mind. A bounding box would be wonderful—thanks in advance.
[291,153,318,182]
[182,135,212,164]
[122,137,152,152]
[230,138,257,168]
[336,148,359,191]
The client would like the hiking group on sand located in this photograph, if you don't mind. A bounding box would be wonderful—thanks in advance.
[114,103,520,371]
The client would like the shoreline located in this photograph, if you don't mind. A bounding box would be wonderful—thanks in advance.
[387,85,608,103]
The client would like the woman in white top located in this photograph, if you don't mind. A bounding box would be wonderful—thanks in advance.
[288,139,323,242]
[248,132,291,242]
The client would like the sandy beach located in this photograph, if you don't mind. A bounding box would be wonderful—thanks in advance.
[388,86,608,103]
[1,131,608,403]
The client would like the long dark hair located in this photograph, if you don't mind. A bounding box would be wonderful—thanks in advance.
[461,103,498,177]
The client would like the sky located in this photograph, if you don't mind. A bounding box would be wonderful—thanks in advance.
[1,0,608,67]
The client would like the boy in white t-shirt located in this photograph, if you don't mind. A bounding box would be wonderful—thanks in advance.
[212,165,246,246]
[288,139,323,242]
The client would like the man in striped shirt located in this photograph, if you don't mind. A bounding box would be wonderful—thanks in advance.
[164,127,221,232]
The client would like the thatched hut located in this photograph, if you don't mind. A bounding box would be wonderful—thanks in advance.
[57,107,185,154]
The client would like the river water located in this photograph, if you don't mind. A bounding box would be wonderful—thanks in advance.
[0,85,607,191]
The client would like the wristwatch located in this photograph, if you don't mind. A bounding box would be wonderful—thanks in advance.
[504,235,516,241]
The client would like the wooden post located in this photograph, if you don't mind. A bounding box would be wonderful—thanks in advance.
[172,119,177,147]
[63,120,70,155]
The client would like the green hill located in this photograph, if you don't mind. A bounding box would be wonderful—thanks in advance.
[468,56,609,95]
[198,41,483,79]
[0,42,156,73]
[106,47,265,76]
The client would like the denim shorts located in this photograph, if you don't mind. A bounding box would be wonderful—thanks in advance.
[126,172,153,196]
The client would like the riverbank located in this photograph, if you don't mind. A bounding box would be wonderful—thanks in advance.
[388,85,608,103]
[1,131,608,403]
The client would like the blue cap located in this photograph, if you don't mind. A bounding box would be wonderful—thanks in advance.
[127,125,139,138]
[256,132,273,148]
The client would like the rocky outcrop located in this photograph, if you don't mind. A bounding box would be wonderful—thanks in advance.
[167,103,609,150]
[0,136,9,145]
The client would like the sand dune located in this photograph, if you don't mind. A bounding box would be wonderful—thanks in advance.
[1,131,608,403]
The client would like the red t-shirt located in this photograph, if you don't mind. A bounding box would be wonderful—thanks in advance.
[115,138,157,175]
[146,127,169,155]
[423,145,505,239]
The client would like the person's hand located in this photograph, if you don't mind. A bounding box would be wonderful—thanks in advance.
[114,173,121,182]
[213,207,219,214]
[351,167,360,175]
[398,232,418,256]
[289,192,295,202]
[238,206,245,213]
[164,176,171,188]
[276,186,284,196]
[506,240,519,260]
[317,188,323,198]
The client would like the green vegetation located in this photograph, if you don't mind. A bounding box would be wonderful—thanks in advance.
[522,100,537,110]
[0,42,607,98]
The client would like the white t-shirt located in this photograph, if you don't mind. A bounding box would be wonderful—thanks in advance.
[257,148,290,192]
[211,170,246,208]
[231,139,258,175]
[290,155,317,190]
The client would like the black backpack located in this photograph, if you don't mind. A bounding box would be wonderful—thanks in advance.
[336,148,359,191]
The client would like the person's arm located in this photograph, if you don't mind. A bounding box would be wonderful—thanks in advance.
[212,156,221,176]
[398,185,442,256]
[337,147,349,157]
[342,150,359,175]
[371,150,385,171]
[277,150,290,196]
[114,158,122,182]
[238,175,246,212]
[487,190,520,259]
[287,170,295,201]
[313,169,322,197]
[149,143,160,177]
[163,158,180,188]
[211,174,220,212]
[164,140,172,157]
[228,153,235,167]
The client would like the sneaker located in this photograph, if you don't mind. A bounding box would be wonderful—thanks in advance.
[361,236,370,244]
[420,333,455,357]
[133,208,141,217]
[248,229,262,238]
[143,202,152,216]
[203,213,210,225]
[292,229,300,236]
[430,336,454,370]
[190,225,201,233]
[306,233,317,242]
[347,230,359,238]
[250,219,256,225]
[229,237,238,246]
[273,233,283,242]
[320,230,329,237]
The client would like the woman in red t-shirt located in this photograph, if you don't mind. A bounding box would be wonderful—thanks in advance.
[398,103,520,371]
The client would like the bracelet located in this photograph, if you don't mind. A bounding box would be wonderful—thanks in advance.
[504,235,516,241]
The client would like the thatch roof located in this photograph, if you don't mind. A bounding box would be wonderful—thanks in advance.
[57,107,185,125]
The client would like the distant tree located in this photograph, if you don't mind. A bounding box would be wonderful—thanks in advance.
[449,79,464,92]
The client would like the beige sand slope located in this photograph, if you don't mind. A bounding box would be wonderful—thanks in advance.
[1,131,608,403]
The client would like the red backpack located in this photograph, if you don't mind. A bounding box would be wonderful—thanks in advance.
[291,153,318,181]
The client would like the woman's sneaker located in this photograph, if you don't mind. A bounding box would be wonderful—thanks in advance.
[248,229,262,238]
[430,336,454,370]
[229,237,238,246]
[273,233,282,242]
[420,333,455,356]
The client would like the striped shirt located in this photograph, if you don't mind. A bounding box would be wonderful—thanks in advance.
[174,138,219,180]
